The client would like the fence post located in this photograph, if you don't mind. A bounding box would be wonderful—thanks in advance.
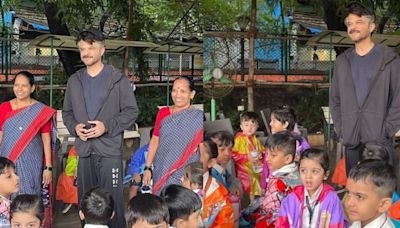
[49,37,54,107]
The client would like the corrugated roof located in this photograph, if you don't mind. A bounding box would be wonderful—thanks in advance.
[307,30,400,49]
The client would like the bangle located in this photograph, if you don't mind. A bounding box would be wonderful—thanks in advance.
[44,166,52,171]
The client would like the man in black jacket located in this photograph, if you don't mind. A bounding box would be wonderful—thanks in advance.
[330,2,400,174]
[62,28,138,228]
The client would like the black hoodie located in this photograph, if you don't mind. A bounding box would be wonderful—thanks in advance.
[330,44,400,147]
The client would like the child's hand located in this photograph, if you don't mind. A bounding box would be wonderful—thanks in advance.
[133,173,141,183]
[230,186,241,196]
[247,153,255,163]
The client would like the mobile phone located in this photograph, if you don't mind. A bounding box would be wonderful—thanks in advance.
[84,123,95,129]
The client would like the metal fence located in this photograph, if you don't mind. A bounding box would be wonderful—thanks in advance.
[0,37,202,83]
[203,33,336,82]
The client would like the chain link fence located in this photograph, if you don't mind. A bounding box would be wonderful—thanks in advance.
[0,37,202,83]
[203,33,336,82]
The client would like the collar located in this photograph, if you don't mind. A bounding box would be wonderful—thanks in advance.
[304,184,323,205]
[83,224,109,228]
[0,195,11,205]
[272,162,298,176]
[351,213,392,228]
[212,163,225,174]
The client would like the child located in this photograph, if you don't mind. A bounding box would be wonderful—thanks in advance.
[269,107,310,155]
[55,146,78,214]
[209,131,242,196]
[255,131,302,227]
[359,143,400,222]
[276,148,348,227]
[232,112,265,201]
[125,128,153,199]
[0,157,19,227]
[345,160,396,227]
[79,187,115,227]
[126,193,169,228]
[182,162,235,228]
[199,140,218,171]
[161,184,202,228]
[9,194,44,228]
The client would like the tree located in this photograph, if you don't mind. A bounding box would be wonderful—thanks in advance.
[42,1,81,76]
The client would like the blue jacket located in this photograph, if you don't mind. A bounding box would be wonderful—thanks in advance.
[127,144,149,175]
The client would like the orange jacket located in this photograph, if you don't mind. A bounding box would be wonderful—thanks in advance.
[202,173,235,228]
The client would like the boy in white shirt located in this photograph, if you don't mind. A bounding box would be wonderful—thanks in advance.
[346,160,397,228]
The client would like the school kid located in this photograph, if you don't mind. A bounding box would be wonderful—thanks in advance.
[79,187,115,228]
[345,160,397,227]
[232,112,265,202]
[276,148,348,227]
[209,131,242,196]
[182,161,235,228]
[125,193,169,228]
[9,194,44,228]
[125,128,154,199]
[55,146,78,214]
[161,184,202,228]
[256,131,302,227]
[261,107,310,190]
[0,157,19,227]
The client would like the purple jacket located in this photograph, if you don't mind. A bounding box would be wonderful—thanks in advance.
[276,183,348,228]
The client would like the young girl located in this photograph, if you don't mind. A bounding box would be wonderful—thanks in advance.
[10,194,44,228]
[276,148,347,228]
[0,157,19,227]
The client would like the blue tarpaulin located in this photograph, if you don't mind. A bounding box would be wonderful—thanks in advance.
[31,23,49,31]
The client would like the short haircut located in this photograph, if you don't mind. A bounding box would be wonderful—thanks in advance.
[184,162,204,186]
[240,111,259,124]
[348,160,396,198]
[175,76,195,91]
[271,108,296,131]
[15,71,35,86]
[361,142,389,161]
[202,140,218,159]
[76,28,105,45]
[10,194,44,223]
[208,131,234,147]
[0,157,15,174]
[80,187,114,225]
[126,194,169,227]
[345,2,375,22]
[266,131,296,158]
[300,148,330,173]
[161,184,202,225]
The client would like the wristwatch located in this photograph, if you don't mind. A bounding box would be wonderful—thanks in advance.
[44,166,52,171]
[144,166,152,173]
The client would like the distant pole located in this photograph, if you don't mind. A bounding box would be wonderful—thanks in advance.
[247,0,257,111]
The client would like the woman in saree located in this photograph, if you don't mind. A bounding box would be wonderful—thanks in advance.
[0,71,55,226]
[143,76,203,193]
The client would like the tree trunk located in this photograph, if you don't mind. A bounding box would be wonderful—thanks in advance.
[123,0,134,76]
[247,0,256,111]
[43,1,81,76]
[321,0,348,55]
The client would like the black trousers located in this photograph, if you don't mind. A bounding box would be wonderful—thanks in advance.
[77,154,125,228]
